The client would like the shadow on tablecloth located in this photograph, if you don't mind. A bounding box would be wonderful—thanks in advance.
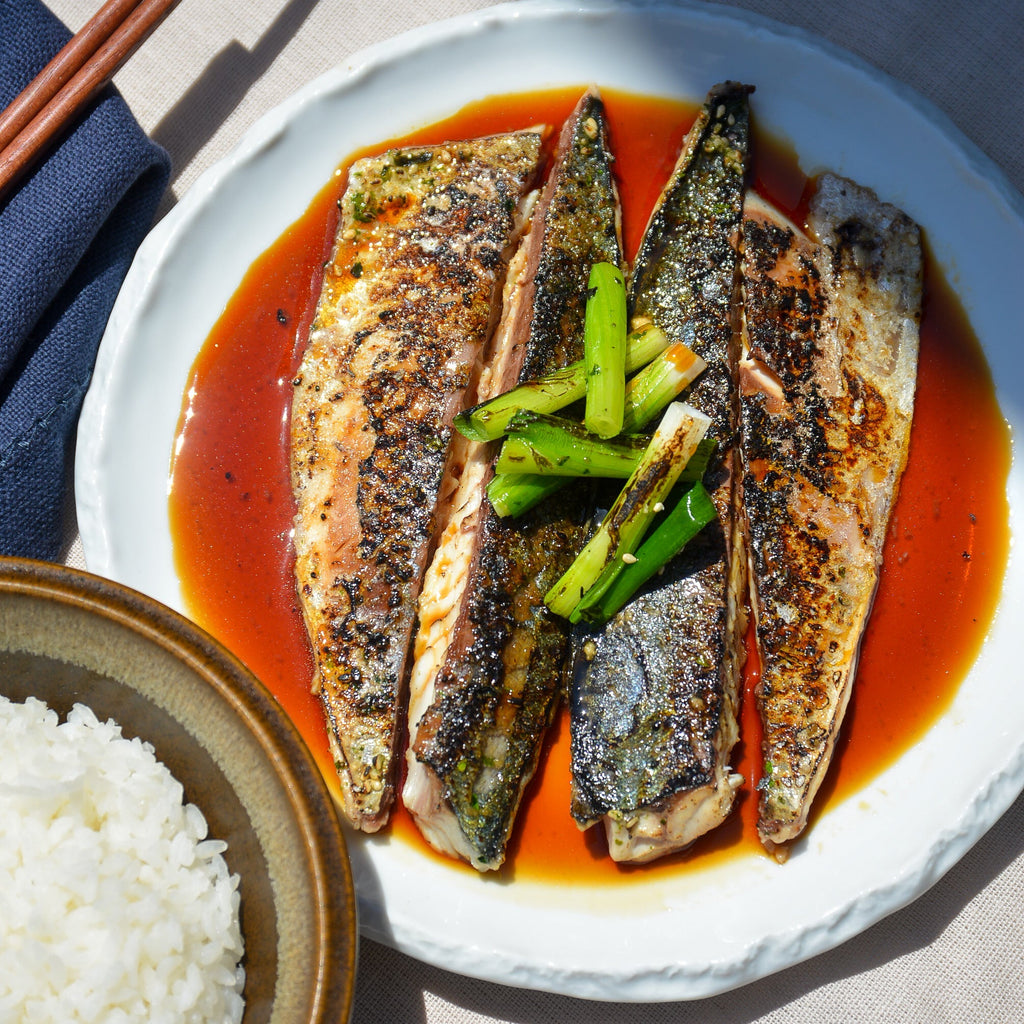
[149,0,319,215]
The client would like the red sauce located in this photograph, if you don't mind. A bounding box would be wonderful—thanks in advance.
[169,89,1010,883]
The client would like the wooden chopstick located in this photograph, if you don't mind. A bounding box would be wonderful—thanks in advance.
[0,0,181,203]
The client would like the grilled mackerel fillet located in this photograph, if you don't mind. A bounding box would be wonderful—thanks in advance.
[404,92,622,870]
[569,83,752,862]
[740,176,922,856]
[291,133,543,831]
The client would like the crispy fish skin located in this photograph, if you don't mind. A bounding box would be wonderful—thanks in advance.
[740,176,922,855]
[570,83,751,862]
[291,133,543,832]
[404,92,621,870]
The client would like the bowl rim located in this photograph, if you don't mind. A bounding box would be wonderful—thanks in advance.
[0,555,358,1024]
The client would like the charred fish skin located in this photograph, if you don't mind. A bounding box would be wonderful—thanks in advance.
[291,133,544,832]
[407,490,591,869]
[629,81,753,457]
[740,176,922,855]
[404,92,621,870]
[570,83,751,862]
[517,92,622,384]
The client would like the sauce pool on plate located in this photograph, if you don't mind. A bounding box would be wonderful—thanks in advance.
[168,88,1010,883]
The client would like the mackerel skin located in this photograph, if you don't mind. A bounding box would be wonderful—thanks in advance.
[570,83,751,861]
[404,92,621,870]
[741,177,921,855]
[291,133,543,832]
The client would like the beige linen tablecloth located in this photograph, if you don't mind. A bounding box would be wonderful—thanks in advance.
[52,0,1023,1019]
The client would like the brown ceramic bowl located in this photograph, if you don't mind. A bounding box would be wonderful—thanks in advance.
[0,557,357,1023]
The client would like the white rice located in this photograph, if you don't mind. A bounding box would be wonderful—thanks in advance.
[0,695,245,1023]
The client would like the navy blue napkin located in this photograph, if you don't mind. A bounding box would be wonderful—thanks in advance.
[0,0,171,560]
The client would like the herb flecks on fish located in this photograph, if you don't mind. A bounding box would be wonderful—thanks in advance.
[291,131,544,833]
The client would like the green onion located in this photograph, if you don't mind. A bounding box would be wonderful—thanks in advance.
[621,341,708,434]
[455,363,585,443]
[486,473,566,518]
[454,322,669,443]
[495,412,649,478]
[544,401,712,618]
[571,481,717,623]
[583,261,628,439]
[488,435,715,519]
[676,437,716,484]
[495,428,716,483]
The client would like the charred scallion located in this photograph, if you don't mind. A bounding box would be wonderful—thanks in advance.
[485,473,566,519]
[455,321,668,442]
[495,412,649,478]
[620,341,708,434]
[675,437,716,485]
[583,261,628,439]
[488,436,714,519]
[571,481,717,624]
[544,401,712,618]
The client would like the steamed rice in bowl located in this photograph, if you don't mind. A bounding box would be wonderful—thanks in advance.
[0,557,358,1023]
[0,694,245,1022]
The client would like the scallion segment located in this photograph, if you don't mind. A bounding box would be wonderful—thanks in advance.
[454,321,669,443]
[623,323,670,373]
[571,481,717,624]
[495,412,649,478]
[455,363,586,443]
[677,437,717,485]
[621,341,708,434]
[544,401,712,618]
[492,435,716,509]
[486,473,566,518]
[583,262,628,439]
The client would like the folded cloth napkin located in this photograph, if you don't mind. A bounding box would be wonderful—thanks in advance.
[0,0,170,560]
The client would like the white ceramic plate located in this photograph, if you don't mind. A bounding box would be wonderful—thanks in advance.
[77,0,1024,1001]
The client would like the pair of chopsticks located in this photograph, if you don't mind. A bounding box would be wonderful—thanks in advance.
[0,0,181,204]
